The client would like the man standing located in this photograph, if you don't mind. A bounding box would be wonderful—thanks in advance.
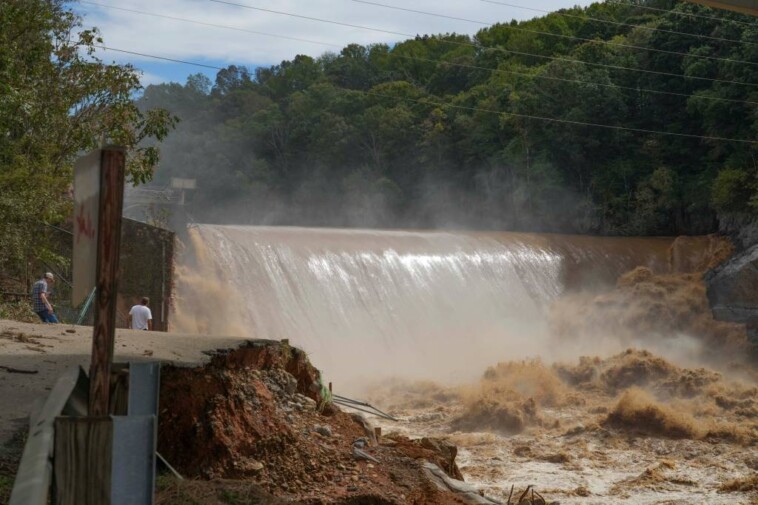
[32,272,58,323]
[128,297,153,331]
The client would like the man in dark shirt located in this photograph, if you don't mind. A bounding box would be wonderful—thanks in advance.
[32,272,58,323]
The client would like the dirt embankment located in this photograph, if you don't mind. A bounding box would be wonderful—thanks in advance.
[158,340,484,504]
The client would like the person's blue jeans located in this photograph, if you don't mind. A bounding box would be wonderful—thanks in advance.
[36,310,59,323]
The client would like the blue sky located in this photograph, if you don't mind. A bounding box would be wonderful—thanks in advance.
[74,0,597,88]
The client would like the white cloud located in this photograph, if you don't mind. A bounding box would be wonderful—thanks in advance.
[80,0,595,68]
[137,69,170,87]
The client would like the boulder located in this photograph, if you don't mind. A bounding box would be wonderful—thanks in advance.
[705,244,758,342]
[718,212,758,250]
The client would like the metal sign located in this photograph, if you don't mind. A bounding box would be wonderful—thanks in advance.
[72,150,101,307]
[170,177,196,190]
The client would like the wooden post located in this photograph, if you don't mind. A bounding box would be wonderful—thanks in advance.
[88,148,125,417]
[54,417,113,505]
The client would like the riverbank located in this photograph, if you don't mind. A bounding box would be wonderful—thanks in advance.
[0,322,503,505]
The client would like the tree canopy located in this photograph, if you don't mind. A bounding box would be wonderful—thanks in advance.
[0,0,176,280]
[143,0,757,234]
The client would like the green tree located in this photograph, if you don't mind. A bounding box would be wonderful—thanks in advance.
[712,168,755,212]
[0,0,176,278]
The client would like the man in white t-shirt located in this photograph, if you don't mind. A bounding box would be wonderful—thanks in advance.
[128,297,153,331]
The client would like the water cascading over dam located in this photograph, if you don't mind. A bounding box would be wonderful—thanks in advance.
[174,225,700,386]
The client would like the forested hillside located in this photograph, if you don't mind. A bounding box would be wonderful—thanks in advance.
[144,0,757,234]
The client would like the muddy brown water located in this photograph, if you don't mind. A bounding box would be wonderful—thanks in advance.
[172,226,753,503]
[173,226,718,385]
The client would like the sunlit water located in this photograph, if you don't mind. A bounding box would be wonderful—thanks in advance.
[174,225,678,386]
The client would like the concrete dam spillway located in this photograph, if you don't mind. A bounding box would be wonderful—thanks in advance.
[173,225,712,387]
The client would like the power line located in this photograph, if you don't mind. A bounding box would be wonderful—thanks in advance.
[494,45,757,87]
[352,0,758,67]
[364,90,757,144]
[210,0,757,88]
[82,1,756,105]
[608,0,756,28]
[94,45,225,70]
[84,45,756,144]
[81,1,340,49]
[480,0,757,47]
[209,0,411,38]
[392,53,758,106]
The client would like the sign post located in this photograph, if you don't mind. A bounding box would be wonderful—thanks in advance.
[73,147,126,416]
[88,148,126,416]
[59,147,159,504]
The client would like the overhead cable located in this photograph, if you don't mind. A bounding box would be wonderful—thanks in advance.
[364,90,758,145]
[94,45,225,69]
[608,0,756,28]
[352,0,758,67]
[81,1,339,48]
[82,1,757,105]
[209,0,411,37]
[391,53,758,106]
[209,0,758,88]
[480,0,757,47]
[81,45,756,144]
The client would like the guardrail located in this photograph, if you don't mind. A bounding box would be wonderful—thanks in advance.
[9,362,160,505]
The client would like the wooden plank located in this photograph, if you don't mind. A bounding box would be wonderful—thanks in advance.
[54,417,113,505]
[110,365,130,416]
[89,148,126,416]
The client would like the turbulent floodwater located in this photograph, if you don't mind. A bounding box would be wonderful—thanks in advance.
[365,350,758,504]
[173,225,754,503]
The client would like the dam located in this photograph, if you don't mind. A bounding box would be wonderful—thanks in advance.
[173,225,712,386]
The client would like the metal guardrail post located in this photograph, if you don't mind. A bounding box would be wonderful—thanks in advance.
[112,361,160,504]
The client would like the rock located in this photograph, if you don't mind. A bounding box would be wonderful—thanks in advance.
[353,447,380,463]
[422,462,500,504]
[314,424,332,437]
[705,243,758,341]
[349,413,377,445]
[238,458,264,472]
[718,212,758,250]
[296,394,317,410]
[420,437,463,481]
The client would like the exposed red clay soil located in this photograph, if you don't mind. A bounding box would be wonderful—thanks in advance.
[158,340,477,504]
